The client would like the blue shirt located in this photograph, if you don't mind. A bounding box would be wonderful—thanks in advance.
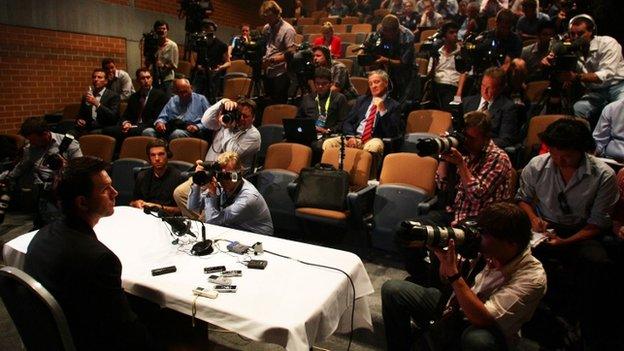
[188,179,274,236]
[155,93,210,130]
[593,99,624,159]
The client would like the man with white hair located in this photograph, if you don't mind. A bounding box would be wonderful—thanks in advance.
[143,78,210,140]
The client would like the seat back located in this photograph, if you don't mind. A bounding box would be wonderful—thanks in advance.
[319,17,340,25]
[523,115,570,160]
[416,57,429,76]
[176,60,193,78]
[118,136,156,161]
[297,17,317,25]
[62,103,81,121]
[301,24,323,34]
[222,77,251,99]
[168,160,194,172]
[336,58,354,74]
[525,80,550,103]
[406,109,453,134]
[379,153,438,195]
[258,124,285,165]
[0,266,76,351]
[351,23,373,33]
[321,147,372,189]
[78,134,116,162]
[341,16,360,25]
[111,158,149,205]
[339,33,357,45]
[169,137,209,164]
[350,76,369,95]
[262,104,298,125]
[226,60,253,77]
[264,142,312,173]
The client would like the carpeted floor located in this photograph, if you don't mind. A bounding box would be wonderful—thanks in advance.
[0,211,408,351]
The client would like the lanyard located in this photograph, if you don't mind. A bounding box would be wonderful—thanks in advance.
[315,93,331,116]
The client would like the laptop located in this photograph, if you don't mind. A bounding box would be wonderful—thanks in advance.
[283,118,318,145]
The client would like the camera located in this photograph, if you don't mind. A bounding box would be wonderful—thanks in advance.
[415,132,464,157]
[287,43,315,82]
[397,220,482,258]
[356,32,396,67]
[231,30,265,70]
[456,32,505,74]
[189,31,215,50]
[192,162,239,185]
[142,31,160,65]
[43,134,74,171]
[550,37,585,72]
[420,31,444,59]
[221,109,242,124]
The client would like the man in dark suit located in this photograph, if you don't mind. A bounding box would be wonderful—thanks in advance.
[322,69,403,156]
[462,67,519,148]
[74,68,120,136]
[24,157,153,350]
[103,68,168,149]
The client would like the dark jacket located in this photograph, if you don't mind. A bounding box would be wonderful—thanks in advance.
[296,91,349,132]
[77,88,120,129]
[343,95,403,139]
[122,88,168,126]
[24,218,151,350]
[463,94,520,148]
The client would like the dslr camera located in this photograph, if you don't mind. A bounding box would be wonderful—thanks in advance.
[192,162,239,186]
[415,132,464,157]
[397,219,482,258]
[221,109,242,124]
[43,134,75,171]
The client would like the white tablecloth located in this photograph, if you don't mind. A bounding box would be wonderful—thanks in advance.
[2,206,374,351]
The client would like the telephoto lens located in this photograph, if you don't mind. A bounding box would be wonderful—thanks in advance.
[415,132,464,157]
[396,220,482,258]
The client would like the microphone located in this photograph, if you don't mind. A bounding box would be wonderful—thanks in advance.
[191,221,213,256]
[143,205,197,238]
[143,205,163,217]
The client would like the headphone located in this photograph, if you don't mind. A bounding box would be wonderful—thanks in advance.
[569,14,597,34]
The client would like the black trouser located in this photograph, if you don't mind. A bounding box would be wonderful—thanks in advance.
[433,82,459,110]
[264,73,290,104]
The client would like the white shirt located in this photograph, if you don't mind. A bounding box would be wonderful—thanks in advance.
[91,87,106,119]
[356,94,389,136]
[428,45,462,86]
[471,248,547,342]
[477,96,492,111]
[579,35,624,90]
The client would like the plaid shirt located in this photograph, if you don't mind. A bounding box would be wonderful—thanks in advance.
[449,140,513,224]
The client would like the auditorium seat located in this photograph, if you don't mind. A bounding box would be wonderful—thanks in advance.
[118,136,156,161]
[222,77,251,99]
[169,137,208,164]
[401,110,453,153]
[79,134,116,162]
[261,104,298,125]
[367,153,438,252]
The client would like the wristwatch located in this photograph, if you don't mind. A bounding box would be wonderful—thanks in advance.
[447,272,462,284]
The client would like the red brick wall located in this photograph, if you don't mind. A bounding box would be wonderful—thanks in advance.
[0,25,126,134]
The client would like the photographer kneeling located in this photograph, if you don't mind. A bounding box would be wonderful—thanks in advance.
[404,111,513,283]
[382,202,547,351]
[187,151,273,236]
[173,97,260,219]
[2,117,82,228]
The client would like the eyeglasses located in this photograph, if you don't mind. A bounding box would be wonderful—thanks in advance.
[557,192,572,215]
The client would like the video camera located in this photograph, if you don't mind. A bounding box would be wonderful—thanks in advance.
[456,32,505,74]
[550,36,585,72]
[415,132,464,157]
[178,0,207,33]
[231,30,265,70]
[355,32,396,67]
[189,30,215,50]
[192,162,239,186]
[42,134,75,171]
[397,220,482,258]
[142,31,160,65]
[420,31,444,59]
[287,42,315,82]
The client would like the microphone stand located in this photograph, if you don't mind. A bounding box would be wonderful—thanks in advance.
[191,221,213,256]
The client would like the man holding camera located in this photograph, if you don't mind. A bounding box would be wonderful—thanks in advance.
[148,20,178,96]
[173,97,260,219]
[322,70,402,156]
[74,68,120,136]
[130,139,186,216]
[260,1,297,104]
[3,117,82,228]
[143,78,210,140]
[188,151,273,236]
[310,46,358,100]
[190,20,230,104]
[382,202,547,351]
[542,14,624,125]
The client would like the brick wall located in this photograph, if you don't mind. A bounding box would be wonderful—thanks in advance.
[0,25,126,134]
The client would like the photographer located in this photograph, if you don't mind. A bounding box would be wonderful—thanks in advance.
[382,202,546,351]
[424,21,467,108]
[143,78,210,140]
[173,97,260,218]
[187,151,273,236]
[310,45,358,100]
[4,117,82,228]
[363,14,415,101]
[189,20,230,104]
[541,14,624,124]
[260,1,297,104]
[148,20,179,96]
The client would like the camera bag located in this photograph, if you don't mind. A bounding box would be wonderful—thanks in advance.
[294,163,349,211]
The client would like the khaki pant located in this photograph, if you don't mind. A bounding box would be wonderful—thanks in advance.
[173,178,201,220]
[322,136,384,155]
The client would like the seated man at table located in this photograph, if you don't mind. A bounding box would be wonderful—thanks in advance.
[23,156,153,350]
[188,151,273,236]
[130,139,186,215]
[382,202,546,351]
[143,78,210,140]
[322,69,402,157]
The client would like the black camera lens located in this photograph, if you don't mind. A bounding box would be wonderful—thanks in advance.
[222,110,242,124]
[415,133,463,157]
[44,154,64,171]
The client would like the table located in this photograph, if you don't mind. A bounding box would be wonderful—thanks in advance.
[2,206,374,351]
